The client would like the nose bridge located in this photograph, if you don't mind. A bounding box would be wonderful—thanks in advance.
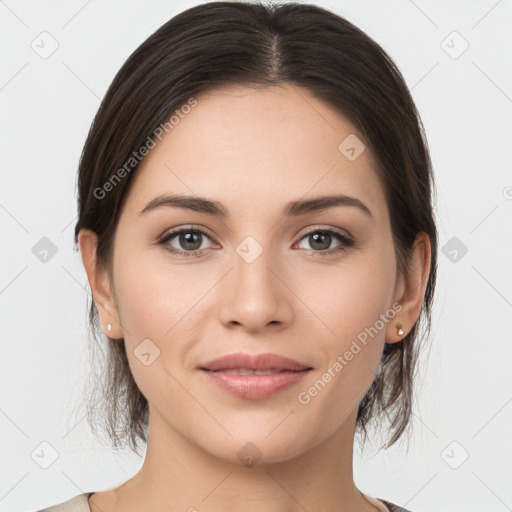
[218,234,292,330]
[235,237,275,290]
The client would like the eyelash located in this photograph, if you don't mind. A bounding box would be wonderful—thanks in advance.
[157,225,355,258]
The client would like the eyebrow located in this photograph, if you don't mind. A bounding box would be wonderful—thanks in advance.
[138,193,373,219]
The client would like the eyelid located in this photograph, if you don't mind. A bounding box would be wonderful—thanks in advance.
[298,224,353,240]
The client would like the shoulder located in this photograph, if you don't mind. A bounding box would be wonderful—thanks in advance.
[378,498,414,512]
[37,493,92,512]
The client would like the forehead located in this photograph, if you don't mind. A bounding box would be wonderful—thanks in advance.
[124,84,387,220]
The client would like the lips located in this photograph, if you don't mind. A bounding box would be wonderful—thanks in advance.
[199,352,312,400]
[200,352,311,372]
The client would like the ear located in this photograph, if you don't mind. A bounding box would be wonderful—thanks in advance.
[385,231,432,344]
[78,229,123,339]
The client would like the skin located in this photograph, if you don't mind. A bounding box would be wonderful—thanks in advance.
[79,84,431,512]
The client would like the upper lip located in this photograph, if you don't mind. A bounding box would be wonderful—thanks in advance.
[200,352,312,372]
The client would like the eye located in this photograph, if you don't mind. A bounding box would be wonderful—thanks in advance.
[295,228,354,254]
[158,226,215,257]
[158,226,355,258]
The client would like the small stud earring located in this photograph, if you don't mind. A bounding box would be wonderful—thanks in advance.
[397,324,404,336]
[107,323,112,332]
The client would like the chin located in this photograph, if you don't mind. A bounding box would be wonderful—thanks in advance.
[195,430,313,468]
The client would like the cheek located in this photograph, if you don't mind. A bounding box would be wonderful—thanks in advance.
[298,245,396,350]
[111,248,215,389]
[294,246,396,413]
[113,244,202,340]
[111,258,202,416]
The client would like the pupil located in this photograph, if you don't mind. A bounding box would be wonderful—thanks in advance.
[181,232,201,250]
[310,232,330,250]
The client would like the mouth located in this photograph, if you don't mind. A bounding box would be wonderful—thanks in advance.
[199,353,313,400]
[200,368,312,400]
[210,368,301,375]
[200,352,311,372]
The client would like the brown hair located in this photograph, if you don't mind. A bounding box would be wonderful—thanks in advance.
[73,1,437,456]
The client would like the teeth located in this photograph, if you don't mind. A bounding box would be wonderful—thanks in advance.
[223,368,282,375]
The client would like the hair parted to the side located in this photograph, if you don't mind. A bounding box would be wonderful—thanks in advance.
[73,1,437,456]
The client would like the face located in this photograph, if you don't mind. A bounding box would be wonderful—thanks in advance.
[101,84,405,465]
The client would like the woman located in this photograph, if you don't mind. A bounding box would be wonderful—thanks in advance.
[40,1,437,511]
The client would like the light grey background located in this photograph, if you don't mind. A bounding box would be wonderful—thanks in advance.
[1,1,511,511]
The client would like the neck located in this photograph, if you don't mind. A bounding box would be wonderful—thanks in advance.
[107,407,378,512]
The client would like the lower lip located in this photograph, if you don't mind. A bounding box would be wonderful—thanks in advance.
[201,369,311,400]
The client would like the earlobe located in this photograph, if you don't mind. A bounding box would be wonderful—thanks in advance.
[77,229,122,338]
[385,320,406,344]
[386,232,432,344]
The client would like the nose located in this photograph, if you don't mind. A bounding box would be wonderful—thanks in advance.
[218,243,294,333]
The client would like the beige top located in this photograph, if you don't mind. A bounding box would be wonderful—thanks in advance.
[37,492,411,511]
